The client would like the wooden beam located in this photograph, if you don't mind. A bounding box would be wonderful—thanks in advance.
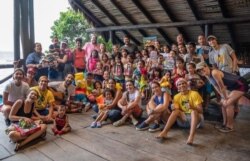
[186,0,205,33]
[158,0,189,42]
[69,0,123,44]
[218,0,236,48]
[110,0,148,37]
[131,0,173,45]
[91,0,140,45]
[86,17,250,32]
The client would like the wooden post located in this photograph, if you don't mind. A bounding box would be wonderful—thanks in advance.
[14,0,20,61]
[205,24,213,38]
[109,30,113,44]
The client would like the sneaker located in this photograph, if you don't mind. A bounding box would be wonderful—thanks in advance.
[90,122,97,128]
[91,114,98,120]
[148,123,161,132]
[5,119,11,126]
[113,119,125,127]
[218,127,234,133]
[96,122,102,128]
[136,122,149,131]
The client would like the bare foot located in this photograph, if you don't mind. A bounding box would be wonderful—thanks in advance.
[186,136,193,145]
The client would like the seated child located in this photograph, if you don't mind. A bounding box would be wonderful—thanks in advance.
[52,105,71,135]
[90,89,114,128]
[159,70,172,94]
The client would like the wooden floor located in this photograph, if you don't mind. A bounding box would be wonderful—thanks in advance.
[1,103,250,161]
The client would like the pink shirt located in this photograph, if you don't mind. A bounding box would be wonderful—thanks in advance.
[83,42,100,62]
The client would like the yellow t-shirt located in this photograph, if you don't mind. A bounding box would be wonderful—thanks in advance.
[173,91,203,114]
[31,86,55,110]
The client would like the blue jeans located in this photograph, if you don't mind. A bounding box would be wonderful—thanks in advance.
[107,108,122,122]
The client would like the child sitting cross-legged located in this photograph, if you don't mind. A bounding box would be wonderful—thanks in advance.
[52,105,71,135]
[90,89,115,128]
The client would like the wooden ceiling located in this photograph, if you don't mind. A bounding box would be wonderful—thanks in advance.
[68,0,250,47]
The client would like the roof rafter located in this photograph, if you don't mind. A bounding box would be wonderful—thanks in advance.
[110,0,148,37]
[131,0,173,45]
[186,0,205,33]
[69,0,123,43]
[92,0,140,45]
[158,0,189,42]
[218,0,237,48]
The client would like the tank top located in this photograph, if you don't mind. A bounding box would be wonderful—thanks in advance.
[153,93,164,105]
[55,115,66,128]
[16,101,34,119]
[74,49,86,69]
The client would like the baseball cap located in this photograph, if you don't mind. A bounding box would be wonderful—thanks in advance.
[207,35,217,41]
[175,78,187,86]
[196,62,207,71]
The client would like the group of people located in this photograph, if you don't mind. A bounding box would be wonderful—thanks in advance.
[1,33,248,151]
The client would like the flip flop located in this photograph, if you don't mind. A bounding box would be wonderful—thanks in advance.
[14,143,20,152]
[155,136,167,143]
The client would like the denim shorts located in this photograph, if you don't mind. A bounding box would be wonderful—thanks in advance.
[37,109,49,116]
[176,113,204,129]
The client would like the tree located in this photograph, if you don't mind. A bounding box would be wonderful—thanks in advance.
[50,8,91,48]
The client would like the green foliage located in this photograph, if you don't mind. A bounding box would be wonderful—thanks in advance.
[50,8,91,48]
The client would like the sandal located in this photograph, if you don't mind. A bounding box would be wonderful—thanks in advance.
[113,120,125,127]
[214,124,226,129]
[14,143,20,152]
[40,131,47,138]
[155,136,167,143]
[219,127,234,133]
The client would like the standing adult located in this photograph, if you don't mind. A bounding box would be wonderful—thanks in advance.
[197,34,211,65]
[73,38,86,73]
[120,35,138,55]
[83,34,100,62]
[157,78,204,145]
[26,42,48,81]
[196,62,248,132]
[2,68,30,126]
[207,35,238,74]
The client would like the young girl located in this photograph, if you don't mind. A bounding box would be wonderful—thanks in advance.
[121,48,128,65]
[123,54,134,81]
[93,61,104,81]
[185,63,204,91]
[112,55,124,86]
[102,71,110,89]
[171,57,187,94]
[52,105,71,135]
[90,89,115,128]
[87,49,99,73]
[150,67,162,83]
[159,70,172,94]
[101,53,111,72]
[133,60,148,98]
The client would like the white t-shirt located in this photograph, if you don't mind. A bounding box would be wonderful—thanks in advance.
[125,90,141,106]
[3,80,29,103]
